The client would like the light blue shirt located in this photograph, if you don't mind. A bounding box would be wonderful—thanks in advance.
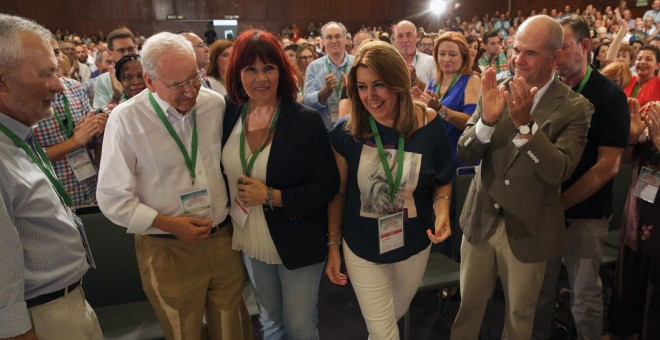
[303,53,355,129]
[92,72,112,109]
[644,9,660,23]
[0,113,90,337]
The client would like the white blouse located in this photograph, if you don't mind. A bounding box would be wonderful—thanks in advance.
[221,119,281,264]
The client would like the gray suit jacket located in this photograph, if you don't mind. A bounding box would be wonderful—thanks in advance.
[457,78,594,263]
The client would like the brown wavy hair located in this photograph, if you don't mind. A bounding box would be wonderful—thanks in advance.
[206,39,233,80]
[346,41,419,140]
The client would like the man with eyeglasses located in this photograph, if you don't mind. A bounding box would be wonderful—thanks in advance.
[97,32,253,340]
[391,20,436,89]
[92,28,137,109]
[304,21,355,129]
[417,35,435,55]
[181,31,212,89]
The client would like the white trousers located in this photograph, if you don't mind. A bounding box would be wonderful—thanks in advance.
[343,242,431,340]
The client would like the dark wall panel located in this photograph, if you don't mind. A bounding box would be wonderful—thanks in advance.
[0,0,652,39]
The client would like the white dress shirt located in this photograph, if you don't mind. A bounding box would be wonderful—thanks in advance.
[475,76,554,145]
[413,50,437,85]
[97,87,228,234]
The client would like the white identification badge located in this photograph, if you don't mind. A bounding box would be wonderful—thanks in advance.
[179,188,213,220]
[229,197,250,229]
[633,167,660,203]
[328,99,339,123]
[66,148,97,181]
[378,211,405,254]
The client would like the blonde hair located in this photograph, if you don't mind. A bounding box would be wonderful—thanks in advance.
[601,61,632,88]
[346,41,419,140]
[433,31,472,84]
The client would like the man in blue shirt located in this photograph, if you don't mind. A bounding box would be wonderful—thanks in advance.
[644,0,660,24]
[303,21,354,129]
[0,14,102,339]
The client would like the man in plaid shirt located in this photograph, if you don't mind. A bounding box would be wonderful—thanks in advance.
[33,38,108,206]
[478,29,509,74]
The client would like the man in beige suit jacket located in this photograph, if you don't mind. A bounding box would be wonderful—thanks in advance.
[450,15,594,339]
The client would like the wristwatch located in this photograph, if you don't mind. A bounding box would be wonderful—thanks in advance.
[517,120,535,135]
[438,105,448,119]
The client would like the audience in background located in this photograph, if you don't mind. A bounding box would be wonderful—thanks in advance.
[10,2,660,338]
[206,39,234,96]
[92,28,137,108]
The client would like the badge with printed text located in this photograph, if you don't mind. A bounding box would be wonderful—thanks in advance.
[179,188,213,220]
[66,148,97,182]
[633,167,660,203]
[229,197,250,229]
[378,211,404,254]
[329,99,339,123]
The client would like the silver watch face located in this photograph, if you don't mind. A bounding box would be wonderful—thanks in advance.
[518,124,531,134]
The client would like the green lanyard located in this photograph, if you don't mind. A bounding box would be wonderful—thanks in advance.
[632,82,641,98]
[53,94,75,138]
[325,53,349,97]
[368,115,404,203]
[576,66,591,94]
[0,122,74,206]
[148,92,198,186]
[239,102,280,177]
[434,73,461,102]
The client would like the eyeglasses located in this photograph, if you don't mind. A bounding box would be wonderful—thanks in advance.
[420,43,434,48]
[113,46,137,54]
[298,55,314,60]
[324,34,344,41]
[162,74,201,93]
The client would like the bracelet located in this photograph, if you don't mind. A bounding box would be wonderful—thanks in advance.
[433,195,450,205]
[327,232,341,237]
[265,187,274,211]
[327,240,341,247]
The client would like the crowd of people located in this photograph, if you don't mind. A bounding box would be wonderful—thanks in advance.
[2,1,660,339]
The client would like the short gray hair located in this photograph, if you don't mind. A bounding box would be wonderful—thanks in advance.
[140,32,195,78]
[321,21,347,37]
[95,47,109,64]
[0,14,52,71]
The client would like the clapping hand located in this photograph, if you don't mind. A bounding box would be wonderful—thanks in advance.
[480,66,506,124]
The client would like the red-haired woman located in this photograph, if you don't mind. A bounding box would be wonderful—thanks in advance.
[221,29,339,339]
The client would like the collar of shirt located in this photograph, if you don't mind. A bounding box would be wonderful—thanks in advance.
[326,52,349,70]
[531,76,555,114]
[151,90,194,119]
[0,111,34,141]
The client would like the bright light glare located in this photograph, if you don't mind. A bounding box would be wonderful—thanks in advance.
[429,0,446,15]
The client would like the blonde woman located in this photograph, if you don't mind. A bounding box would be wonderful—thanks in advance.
[412,32,481,165]
[326,41,454,339]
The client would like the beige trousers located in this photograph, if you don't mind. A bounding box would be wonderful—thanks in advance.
[30,286,103,340]
[451,219,546,340]
[136,224,253,340]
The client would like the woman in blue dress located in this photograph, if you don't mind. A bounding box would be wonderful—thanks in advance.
[412,32,481,166]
